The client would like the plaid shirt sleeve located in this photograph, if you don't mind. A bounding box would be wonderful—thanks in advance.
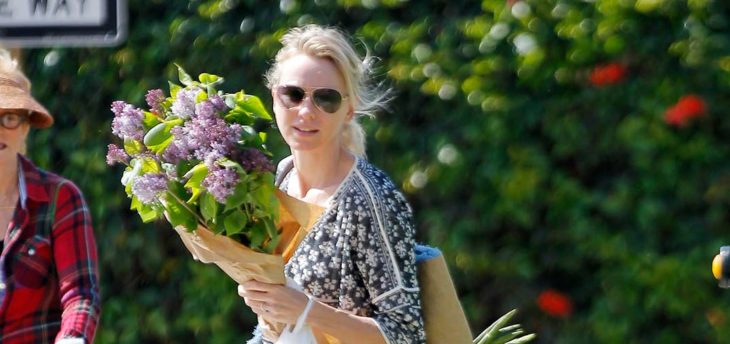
[51,181,101,343]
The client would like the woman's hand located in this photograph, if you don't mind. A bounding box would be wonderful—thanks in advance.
[238,280,309,324]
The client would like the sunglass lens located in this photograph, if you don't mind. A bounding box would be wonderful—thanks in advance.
[279,86,305,108]
[313,89,343,113]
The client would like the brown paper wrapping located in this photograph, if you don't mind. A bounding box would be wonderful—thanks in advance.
[174,189,324,283]
[418,254,472,344]
[174,189,325,341]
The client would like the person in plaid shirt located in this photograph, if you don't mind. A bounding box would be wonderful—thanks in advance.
[0,49,100,343]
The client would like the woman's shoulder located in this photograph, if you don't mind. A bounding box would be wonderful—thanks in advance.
[352,158,398,190]
[347,158,409,206]
[19,155,85,200]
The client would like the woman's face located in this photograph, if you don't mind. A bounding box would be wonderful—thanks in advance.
[272,53,352,154]
[0,110,30,163]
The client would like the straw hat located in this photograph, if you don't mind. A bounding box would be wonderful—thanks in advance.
[0,70,53,128]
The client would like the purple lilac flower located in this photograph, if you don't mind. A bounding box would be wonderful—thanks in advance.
[171,88,199,119]
[161,125,193,164]
[131,173,168,205]
[195,101,217,119]
[106,144,129,166]
[203,149,224,169]
[233,148,275,173]
[202,165,239,203]
[145,89,166,115]
[173,103,242,163]
[110,101,145,141]
[208,94,228,112]
[161,138,191,165]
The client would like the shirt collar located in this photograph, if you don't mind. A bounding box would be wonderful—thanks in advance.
[17,154,50,208]
[17,158,27,210]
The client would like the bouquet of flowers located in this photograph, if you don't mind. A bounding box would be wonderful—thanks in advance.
[107,66,323,286]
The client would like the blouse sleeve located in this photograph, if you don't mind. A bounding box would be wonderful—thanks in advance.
[351,182,426,344]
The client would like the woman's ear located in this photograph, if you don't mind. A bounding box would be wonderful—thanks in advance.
[346,104,355,121]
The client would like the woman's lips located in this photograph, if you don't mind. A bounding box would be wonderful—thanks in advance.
[0,143,6,150]
[294,127,318,136]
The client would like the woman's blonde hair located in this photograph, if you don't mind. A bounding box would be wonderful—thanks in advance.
[265,25,391,157]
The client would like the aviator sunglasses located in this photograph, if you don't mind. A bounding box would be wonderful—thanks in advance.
[275,85,348,114]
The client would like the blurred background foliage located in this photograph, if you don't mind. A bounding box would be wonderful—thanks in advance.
[9,0,730,342]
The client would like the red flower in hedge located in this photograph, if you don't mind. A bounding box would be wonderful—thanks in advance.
[664,94,707,127]
[537,289,573,318]
[589,62,626,87]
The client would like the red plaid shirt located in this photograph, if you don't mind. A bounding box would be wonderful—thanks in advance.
[0,155,100,343]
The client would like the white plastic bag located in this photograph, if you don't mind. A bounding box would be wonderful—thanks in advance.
[275,278,316,344]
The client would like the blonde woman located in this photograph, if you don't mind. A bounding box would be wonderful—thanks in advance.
[238,25,426,343]
[0,49,100,343]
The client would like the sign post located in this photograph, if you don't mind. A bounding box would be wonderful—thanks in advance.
[0,0,126,47]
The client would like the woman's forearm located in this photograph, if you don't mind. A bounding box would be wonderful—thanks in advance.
[306,300,387,344]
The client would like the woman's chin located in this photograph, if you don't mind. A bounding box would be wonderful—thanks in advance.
[288,143,320,152]
[0,150,18,164]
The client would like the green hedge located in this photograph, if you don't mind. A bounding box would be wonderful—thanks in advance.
[18,0,730,342]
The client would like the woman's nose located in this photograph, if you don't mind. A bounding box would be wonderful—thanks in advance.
[296,96,318,120]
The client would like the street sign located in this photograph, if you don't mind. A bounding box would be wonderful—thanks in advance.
[0,0,126,47]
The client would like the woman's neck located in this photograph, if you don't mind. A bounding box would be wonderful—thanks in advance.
[0,156,20,206]
[291,146,354,195]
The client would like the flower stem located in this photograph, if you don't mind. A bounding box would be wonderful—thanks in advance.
[165,189,207,227]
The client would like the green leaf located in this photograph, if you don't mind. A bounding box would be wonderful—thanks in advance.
[123,137,144,155]
[131,197,163,222]
[252,183,273,212]
[175,64,194,86]
[223,107,256,126]
[175,160,196,180]
[200,192,218,223]
[253,173,278,220]
[223,211,248,236]
[263,217,278,239]
[199,73,224,87]
[263,230,281,254]
[248,221,266,249]
[505,334,536,344]
[143,122,174,151]
[239,125,263,146]
[236,93,271,120]
[224,182,248,211]
[475,309,517,344]
[168,82,182,98]
[207,220,225,235]
[183,163,209,203]
[195,90,208,103]
[139,157,162,174]
[163,182,198,231]
[142,111,163,129]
